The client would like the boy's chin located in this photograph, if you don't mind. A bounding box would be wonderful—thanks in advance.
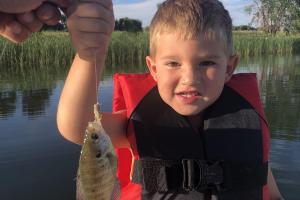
[173,107,204,116]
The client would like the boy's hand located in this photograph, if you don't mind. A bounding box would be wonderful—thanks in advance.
[67,0,115,62]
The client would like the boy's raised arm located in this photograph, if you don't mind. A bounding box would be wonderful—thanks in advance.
[268,167,284,200]
[57,56,104,145]
[57,0,128,147]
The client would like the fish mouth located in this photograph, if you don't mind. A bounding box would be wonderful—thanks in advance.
[91,133,99,140]
[91,133,100,144]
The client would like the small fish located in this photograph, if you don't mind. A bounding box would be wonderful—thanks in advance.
[77,103,119,200]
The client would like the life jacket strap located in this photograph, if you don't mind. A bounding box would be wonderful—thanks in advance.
[132,159,223,193]
[132,159,268,193]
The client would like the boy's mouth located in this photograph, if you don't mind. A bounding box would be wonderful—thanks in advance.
[177,91,201,97]
[176,90,202,104]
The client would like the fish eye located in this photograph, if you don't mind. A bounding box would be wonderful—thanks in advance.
[96,152,101,158]
[91,133,99,140]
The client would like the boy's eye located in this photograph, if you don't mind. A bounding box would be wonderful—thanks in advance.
[199,61,216,67]
[166,61,180,67]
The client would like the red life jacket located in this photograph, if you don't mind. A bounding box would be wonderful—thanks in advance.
[112,73,270,200]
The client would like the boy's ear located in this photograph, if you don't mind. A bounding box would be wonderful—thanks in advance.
[146,56,158,81]
[225,54,240,82]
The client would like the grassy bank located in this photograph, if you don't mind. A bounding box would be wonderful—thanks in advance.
[233,31,300,56]
[0,31,300,69]
[0,31,74,78]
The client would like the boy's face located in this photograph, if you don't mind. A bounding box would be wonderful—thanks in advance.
[146,33,239,116]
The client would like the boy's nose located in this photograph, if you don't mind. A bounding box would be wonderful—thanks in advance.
[180,65,200,85]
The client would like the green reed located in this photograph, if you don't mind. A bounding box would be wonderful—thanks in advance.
[1,31,300,71]
[107,31,149,68]
[233,31,300,57]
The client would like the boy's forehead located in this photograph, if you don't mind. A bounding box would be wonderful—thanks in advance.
[152,32,229,56]
[152,33,229,58]
[156,33,224,48]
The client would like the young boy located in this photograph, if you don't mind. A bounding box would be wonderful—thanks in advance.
[58,0,283,199]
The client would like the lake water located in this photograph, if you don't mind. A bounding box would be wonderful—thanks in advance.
[0,55,300,199]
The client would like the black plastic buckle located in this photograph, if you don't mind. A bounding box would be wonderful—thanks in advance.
[204,161,224,191]
[181,159,224,192]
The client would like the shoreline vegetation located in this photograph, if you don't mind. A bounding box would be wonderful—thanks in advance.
[0,31,300,70]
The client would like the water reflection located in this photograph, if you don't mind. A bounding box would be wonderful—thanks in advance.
[22,89,52,119]
[0,91,16,118]
[237,55,300,140]
[0,66,66,119]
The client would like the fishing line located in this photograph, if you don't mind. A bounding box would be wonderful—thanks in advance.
[94,50,99,104]
[93,50,102,122]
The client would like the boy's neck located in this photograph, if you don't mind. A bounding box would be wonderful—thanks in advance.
[187,112,204,133]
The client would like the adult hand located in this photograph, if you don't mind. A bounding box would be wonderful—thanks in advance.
[67,0,115,62]
[0,0,71,43]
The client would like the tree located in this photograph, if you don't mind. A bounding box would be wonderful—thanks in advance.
[233,25,257,31]
[289,2,300,32]
[245,0,300,34]
[115,18,143,33]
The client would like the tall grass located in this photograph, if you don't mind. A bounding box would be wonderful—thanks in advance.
[233,31,299,57]
[0,32,75,69]
[106,31,149,68]
[1,31,300,70]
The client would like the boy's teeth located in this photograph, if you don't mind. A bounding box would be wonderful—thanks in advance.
[180,92,199,97]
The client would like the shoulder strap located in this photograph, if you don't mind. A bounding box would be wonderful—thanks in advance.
[113,73,156,117]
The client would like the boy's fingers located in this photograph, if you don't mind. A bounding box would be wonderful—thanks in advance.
[75,3,114,20]
[66,0,114,62]
[16,12,43,32]
[68,17,113,34]
[70,30,110,61]
[78,0,113,10]
[77,32,110,47]
[35,3,61,25]
[66,0,113,18]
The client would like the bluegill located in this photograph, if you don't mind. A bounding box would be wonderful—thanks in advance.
[77,103,119,200]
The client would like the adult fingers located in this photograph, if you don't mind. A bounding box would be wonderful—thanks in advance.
[16,12,43,33]
[35,3,61,25]
[47,0,73,8]
[0,0,72,14]
[0,14,30,43]
[0,0,42,13]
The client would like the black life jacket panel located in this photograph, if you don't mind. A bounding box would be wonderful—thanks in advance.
[128,85,268,200]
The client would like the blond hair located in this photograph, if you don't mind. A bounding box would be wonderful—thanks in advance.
[149,0,233,56]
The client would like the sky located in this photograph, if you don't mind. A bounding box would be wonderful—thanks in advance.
[113,0,254,27]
